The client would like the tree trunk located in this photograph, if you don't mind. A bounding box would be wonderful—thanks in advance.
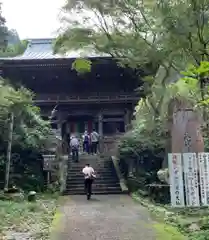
[4,112,14,190]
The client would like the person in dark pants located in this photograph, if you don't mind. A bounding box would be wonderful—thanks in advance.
[82,130,90,154]
[90,129,99,154]
[70,135,79,162]
[82,164,96,200]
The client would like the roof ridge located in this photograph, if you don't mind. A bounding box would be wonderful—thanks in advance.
[26,38,55,41]
[28,38,55,45]
[0,38,108,61]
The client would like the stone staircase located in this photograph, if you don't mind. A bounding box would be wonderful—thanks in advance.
[64,154,123,195]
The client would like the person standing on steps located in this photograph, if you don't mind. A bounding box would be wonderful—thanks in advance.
[70,135,79,162]
[82,130,90,154]
[90,129,99,155]
[82,163,96,200]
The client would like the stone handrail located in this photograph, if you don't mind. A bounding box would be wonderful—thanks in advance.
[111,156,128,193]
[59,154,68,194]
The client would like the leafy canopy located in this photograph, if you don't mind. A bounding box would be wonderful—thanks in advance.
[0,40,28,57]
[0,79,50,149]
[0,2,8,49]
[55,0,209,72]
[56,0,209,152]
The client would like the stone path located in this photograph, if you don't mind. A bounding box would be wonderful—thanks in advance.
[51,195,156,240]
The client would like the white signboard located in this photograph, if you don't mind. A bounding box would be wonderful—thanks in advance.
[198,153,209,206]
[168,153,185,207]
[43,154,56,171]
[183,153,200,207]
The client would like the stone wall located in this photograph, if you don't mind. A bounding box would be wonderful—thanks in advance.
[103,135,122,156]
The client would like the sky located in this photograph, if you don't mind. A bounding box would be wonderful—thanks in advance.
[1,0,65,39]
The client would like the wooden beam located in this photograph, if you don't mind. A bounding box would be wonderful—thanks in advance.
[103,118,124,122]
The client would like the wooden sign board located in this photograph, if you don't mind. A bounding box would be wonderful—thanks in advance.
[43,154,56,171]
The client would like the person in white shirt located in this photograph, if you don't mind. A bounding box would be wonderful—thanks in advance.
[70,135,79,162]
[82,164,96,200]
[90,129,99,154]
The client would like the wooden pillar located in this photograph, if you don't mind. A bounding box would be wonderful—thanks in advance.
[124,109,131,132]
[98,112,103,136]
[88,120,93,133]
[98,112,103,153]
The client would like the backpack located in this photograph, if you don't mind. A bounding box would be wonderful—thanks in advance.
[84,134,89,142]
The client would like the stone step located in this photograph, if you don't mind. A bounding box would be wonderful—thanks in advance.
[68,168,116,173]
[63,190,124,195]
[66,183,121,189]
[67,178,119,184]
[69,162,112,167]
[69,162,113,166]
[68,155,99,160]
[67,173,118,179]
[65,155,121,195]
[68,168,113,172]
[66,177,118,183]
[67,175,118,181]
[65,186,122,193]
[68,161,112,166]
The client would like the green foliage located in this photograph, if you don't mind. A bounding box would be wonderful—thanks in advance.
[154,223,186,240]
[0,195,57,238]
[0,40,28,57]
[72,58,92,74]
[0,3,8,50]
[0,79,50,148]
[55,0,209,72]
[118,120,165,201]
[118,62,205,202]
[0,78,51,190]
[189,231,209,240]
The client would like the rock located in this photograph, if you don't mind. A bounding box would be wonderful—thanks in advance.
[157,168,169,184]
[10,192,25,202]
[5,231,31,240]
[0,192,24,202]
[188,223,200,232]
[28,191,36,202]
[165,211,174,218]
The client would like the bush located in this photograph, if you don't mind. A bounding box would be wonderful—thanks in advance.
[117,125,168,203]
[0,147,45,192]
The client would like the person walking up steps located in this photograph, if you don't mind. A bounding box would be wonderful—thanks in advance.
[82,163,96,200]
[90,129,99,154]
[82,130,90,154]
[70,135,79,162]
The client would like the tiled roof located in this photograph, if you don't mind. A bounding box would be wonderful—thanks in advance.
[0,38,109,61]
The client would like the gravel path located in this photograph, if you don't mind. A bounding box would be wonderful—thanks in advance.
[51,195,156,240]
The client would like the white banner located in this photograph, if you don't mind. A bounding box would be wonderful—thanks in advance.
[206,153,209,204]
[198,153,207,205]
[168,153,185,207]
[183,153,200,207]
[198,153,209,205]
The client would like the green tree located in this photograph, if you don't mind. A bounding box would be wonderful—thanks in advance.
[55,0,209,119]
[0,40,28,57]
[0,3,25,57]
[0,79,51,189]
[0,79,50,148]
[55,0,209,159]
[0,2,8,49]
[56,0,209,69]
